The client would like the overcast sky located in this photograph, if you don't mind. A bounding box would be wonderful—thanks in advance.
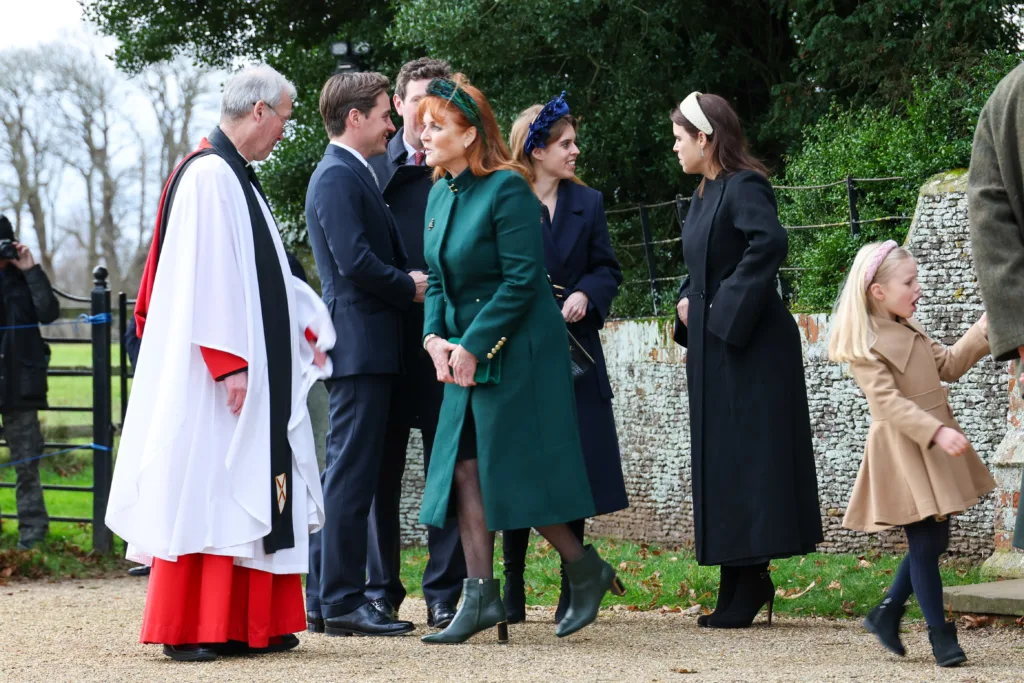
[6,0,88,48]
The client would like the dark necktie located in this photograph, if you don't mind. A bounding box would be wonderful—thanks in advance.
[413,149,425,166]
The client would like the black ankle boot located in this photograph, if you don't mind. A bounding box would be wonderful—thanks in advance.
[554,564,571,624]
[698,566,741,627]
[928,622,967,667]
[502,568,526,624]
[706,566,774,629]
[862,600,906,656]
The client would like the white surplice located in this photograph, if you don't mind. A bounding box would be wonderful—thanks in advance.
[106,154,333,575]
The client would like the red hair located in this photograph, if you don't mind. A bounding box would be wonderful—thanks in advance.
[417,74,526,182]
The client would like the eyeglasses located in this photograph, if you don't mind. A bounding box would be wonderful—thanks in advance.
[260,101,295,135]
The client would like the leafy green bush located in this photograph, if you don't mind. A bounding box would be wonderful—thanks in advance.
[778,52,1021,312]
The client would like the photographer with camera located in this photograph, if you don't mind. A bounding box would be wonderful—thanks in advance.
[0,215,60,550]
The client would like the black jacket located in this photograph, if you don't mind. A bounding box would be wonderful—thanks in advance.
[0,265,60,411]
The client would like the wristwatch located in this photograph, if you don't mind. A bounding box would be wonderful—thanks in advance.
[423,333,440,350]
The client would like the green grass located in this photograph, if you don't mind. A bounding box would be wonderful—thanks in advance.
[43,343,130,431]
[399,537,991,621]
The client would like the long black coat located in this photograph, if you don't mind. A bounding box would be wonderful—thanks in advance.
[674,170,822,566]
[543,180,628,516]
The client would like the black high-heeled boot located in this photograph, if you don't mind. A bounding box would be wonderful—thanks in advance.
[706,565,775,629]
[501,529,529,624]
[698,565,741,627]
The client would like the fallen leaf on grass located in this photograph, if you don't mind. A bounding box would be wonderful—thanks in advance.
[660,606,683,613]
[670,668,697,674]
[858,559,873,569]
[827,580,842,591]
[776,580,817,599]
[841,600,856,616]
[0,567,12,578]
[682,604,706,616]
[1015,615,1024,627]
[669,556,679,562]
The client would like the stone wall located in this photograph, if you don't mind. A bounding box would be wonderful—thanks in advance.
[397,170,1012,561]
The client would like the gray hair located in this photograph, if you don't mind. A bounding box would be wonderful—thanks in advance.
[220,65,297,122]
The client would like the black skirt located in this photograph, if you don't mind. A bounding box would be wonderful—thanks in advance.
[456,403,478,462]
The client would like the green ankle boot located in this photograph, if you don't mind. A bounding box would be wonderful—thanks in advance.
[421,578,509,644]
[555,545,625,638]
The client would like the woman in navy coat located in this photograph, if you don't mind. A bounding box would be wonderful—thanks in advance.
[501,94,628,623]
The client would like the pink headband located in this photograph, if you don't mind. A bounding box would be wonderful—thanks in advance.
[864,240,898,290]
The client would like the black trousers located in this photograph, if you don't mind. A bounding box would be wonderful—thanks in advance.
[308,374,396,618]
[365,417,466,609]
[502,518,586,572]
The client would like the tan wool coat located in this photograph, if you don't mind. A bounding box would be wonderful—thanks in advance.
[843,316,996,533]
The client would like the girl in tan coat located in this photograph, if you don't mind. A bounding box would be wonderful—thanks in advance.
[828,240,994,668]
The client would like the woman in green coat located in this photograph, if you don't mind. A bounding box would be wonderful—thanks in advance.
[416,75,624,645]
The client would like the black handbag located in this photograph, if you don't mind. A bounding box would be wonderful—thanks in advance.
[567,328,595,381]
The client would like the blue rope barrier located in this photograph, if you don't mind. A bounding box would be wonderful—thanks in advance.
[0,313,112,332]
[0,443,111,470]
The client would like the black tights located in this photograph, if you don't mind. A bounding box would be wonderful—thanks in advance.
[884,516,950,629]
[453,459,585,578]
[502,519,586,573]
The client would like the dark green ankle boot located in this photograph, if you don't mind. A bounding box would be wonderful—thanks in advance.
[421,578,508,645]
[555,545,625,638]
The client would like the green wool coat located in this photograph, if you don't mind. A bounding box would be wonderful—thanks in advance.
[417,168,596,531]
[968,62,1024,550]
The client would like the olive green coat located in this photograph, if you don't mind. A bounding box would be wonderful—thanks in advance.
[418,169,596,531]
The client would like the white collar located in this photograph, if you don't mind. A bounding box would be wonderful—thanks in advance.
[330,141,369,168]
[402,135,419,161]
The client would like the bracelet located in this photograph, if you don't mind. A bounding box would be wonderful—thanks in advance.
[423,333,440,351]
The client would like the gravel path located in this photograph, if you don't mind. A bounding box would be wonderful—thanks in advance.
[3,577,1024,682]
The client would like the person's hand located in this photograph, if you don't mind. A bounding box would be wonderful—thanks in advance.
[411,271,428,303]
[449,345,478,387]
[309,338,327,369]
[934,426,970,457]
[977,312,988,339]
[224,371,248,416]
[562,291,589,324]
[426,336,456,383]
[12,243,35,271]
[676,296,689,327]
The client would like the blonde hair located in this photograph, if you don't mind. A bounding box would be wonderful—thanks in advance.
[827,241,915,363]
[508,104,582,185]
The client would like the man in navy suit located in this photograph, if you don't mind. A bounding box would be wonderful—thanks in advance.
[366,58,466,631]
[304,71,425,637]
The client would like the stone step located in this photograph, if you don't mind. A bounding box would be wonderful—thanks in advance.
[943,579,1024,616]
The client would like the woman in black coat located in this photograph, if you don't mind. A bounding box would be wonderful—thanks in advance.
[671,93,823,628]
[500,94,628,624]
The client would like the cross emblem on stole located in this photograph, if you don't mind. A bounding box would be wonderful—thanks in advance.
[275,473,287,514]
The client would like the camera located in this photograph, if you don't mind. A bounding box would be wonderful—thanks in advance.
[0,240,18,261]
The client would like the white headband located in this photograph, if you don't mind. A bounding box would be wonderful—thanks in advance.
[679,92,713,136]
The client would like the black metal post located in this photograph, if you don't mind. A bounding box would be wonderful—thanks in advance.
[118,292,128,427]
[674,194,687,230]
[91,267,114,553]
[638,206,660,316]
[846,175,861,236]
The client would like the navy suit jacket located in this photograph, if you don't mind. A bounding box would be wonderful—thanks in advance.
[542,179,623,399]
[305,144,416,377]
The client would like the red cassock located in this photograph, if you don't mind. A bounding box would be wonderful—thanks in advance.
[133,141,306,647]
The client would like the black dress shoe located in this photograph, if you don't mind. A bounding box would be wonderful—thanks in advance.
[162,644,217,662]
[128,565,151,577]
[307,611,325,634]
[427,602,457,629]
[324,603,415,637]
[211,634,300,656]
[369,597,398,621]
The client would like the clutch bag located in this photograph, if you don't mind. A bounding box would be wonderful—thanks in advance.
[448,337,502,385]
[567,328,595,381]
